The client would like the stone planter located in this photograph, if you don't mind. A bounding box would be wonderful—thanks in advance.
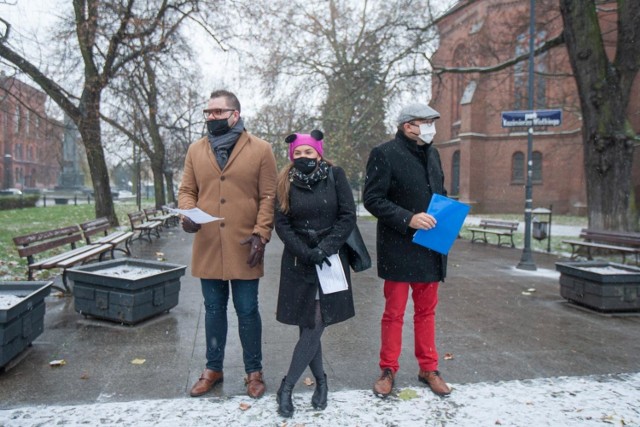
[555,261,640,312]
[1,281,53,368]
[67,259,186,325]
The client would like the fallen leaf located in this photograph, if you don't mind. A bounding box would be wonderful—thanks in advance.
[239,402,251,411]
[80,372,90,380]
[155,252,164,257]
[131,358,146,365]
[521,291,532,296]
[527,288,536,292]
[495,420,502,425]
[303,377,315,386]
[444,353,454,360]
[49,359,66,367]
[397,388,418,400]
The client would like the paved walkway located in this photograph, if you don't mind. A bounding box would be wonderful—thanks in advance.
[1,220,638,426]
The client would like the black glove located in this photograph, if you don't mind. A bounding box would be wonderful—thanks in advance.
[181,217,201,233]
[241,234,266,268]
[309,248,331,267]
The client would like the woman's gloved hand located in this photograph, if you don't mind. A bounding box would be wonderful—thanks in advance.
[241,234,266,267]
[309,248,331,267]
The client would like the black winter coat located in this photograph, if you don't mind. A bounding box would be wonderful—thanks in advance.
[275,166,357,328]
[363,131,447,283]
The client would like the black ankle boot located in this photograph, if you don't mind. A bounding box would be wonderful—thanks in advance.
[277,377,294,417]
[311,373,328,410]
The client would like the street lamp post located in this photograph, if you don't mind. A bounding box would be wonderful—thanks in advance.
[3,154,13,189]
[517,0,537,271]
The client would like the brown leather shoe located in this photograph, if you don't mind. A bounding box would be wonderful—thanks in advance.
[373,368,395,398]
[418,370,451,396]
[245,371,266,399]
[189,369,223,397]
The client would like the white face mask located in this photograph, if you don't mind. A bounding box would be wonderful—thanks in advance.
[418,123,436,143]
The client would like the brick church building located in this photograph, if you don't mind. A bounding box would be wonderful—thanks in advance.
[430,0,640,215]
[0,73,62,191]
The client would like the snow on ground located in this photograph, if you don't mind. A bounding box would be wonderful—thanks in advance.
[507,266,561,280]
[1,372,638,426]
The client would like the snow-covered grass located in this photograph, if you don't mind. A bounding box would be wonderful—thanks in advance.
[1,372,637,427]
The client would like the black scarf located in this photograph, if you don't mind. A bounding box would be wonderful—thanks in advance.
[208,117,244,169]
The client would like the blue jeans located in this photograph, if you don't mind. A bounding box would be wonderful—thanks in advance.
[200,279,262,373]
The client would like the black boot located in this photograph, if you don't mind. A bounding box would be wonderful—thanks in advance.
[276,377,294,417]
[311,373,328,410]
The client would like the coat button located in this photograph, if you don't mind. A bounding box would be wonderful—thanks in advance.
[220,222,225,228]
[220,176,226,181]
[220,198,226,204]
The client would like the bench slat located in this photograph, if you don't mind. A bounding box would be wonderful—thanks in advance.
[56,244,114,268]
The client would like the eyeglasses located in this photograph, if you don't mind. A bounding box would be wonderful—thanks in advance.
[203,108,235,120]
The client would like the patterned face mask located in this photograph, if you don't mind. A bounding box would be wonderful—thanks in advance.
[293,157,318,174]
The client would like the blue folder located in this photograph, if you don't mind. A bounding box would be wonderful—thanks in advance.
[412,194,470,255]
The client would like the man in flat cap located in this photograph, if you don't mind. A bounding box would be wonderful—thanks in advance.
[363,103,452,399]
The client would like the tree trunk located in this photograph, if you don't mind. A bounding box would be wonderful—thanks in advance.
[164,171,175,203]
[150,155,166,209]
[560,0,638,231]
[77,92,118,226]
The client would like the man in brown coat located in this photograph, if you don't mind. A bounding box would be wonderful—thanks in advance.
[178,90,277,399]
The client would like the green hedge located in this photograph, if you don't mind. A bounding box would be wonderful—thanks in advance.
[0,195,39,210]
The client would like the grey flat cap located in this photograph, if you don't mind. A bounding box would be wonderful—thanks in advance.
[396,103,441,125]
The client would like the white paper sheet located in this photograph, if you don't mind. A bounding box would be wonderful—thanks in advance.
[166,207,223,224]
[315,254,348,294]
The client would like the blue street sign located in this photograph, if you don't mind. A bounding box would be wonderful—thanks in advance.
[501,109,562,127]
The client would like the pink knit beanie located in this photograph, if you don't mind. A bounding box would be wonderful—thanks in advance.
[286,130,324,161]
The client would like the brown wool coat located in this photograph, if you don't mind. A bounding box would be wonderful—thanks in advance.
[178,131,277,280]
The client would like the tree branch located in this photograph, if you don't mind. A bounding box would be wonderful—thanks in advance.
[433,32,565,75]
[0,42,81,120]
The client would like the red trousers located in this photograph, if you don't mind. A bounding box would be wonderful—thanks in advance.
[379,280,439,373]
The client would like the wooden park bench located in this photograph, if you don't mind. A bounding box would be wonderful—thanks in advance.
[13,225,113,293]
[562,229,640,265]
[144,206,178,229]
[80,217,135,258]
[127,211,162,243]
[467,219,519,248]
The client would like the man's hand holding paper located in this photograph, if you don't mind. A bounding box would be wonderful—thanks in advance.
[167,207,223,224]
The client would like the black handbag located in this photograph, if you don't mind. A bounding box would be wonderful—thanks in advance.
[344,225,372,272]
[328,167,372,272]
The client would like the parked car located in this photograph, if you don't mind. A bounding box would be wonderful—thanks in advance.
[0,188,23,196]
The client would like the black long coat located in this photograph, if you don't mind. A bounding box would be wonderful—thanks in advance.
[363,131,447,282]
[275,166,357,328]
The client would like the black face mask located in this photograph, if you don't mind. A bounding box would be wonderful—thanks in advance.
[293,157,318,174]
[207,118,231,137]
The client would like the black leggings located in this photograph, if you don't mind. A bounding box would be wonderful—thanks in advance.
[284,301,325,386]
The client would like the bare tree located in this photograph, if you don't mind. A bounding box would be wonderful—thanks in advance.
[559,0,640,231]
[432,0,639,230]
[102,30,205,208]
[0,0,215,224]
[248,91,317,171]
[237,0,439,182]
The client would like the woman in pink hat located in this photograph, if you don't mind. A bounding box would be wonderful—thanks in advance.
[274,130,357,417]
